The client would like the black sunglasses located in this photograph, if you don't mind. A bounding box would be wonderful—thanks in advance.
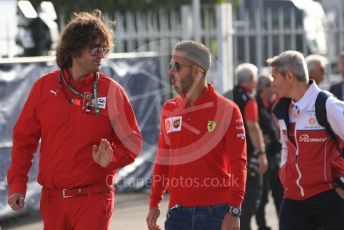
[169,60,205,73]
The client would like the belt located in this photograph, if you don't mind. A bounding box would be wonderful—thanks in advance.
[43,185,113,199]
[169,203,228,210]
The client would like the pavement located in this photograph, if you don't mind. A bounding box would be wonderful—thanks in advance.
[0,192,278,230]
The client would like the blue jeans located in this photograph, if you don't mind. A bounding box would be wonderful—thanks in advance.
[165,204,228,230]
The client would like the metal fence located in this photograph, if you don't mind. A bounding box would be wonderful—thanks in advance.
[233,6,307,68]
[112,5,221,58]
[233,1,344,68]
[110,2,344,67]
[3,2,344,82]
[110,4,233,92]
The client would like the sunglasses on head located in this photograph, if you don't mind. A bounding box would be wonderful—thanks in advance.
[169,60,205,73]
[90,47,110,56]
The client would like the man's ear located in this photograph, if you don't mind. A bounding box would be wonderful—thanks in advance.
[285,71,294,82]
[191,67,198,78]
[192,67,203,79]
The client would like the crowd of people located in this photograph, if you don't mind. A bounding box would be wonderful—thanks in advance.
[6,9,344,230]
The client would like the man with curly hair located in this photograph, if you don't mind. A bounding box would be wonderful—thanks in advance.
[7,10,142,230]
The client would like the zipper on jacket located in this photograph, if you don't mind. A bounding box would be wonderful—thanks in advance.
[188,108,191,123]
[186,101,191,124]
[294,130,305,197]
[324,139,328,182]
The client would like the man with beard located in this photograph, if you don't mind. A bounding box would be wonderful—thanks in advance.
[146,40,247,230]
[7,10,142,230]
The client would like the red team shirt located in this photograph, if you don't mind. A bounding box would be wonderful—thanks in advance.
[149,84,247,208]
[244,99,259,122]
[7,69,142,196]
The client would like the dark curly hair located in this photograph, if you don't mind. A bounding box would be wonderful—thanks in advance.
[56,9,114,68]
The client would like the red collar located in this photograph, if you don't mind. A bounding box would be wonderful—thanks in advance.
[180,83,217,107]
[62,68,96,87]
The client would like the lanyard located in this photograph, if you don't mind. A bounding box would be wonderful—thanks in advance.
[60,69,100,116]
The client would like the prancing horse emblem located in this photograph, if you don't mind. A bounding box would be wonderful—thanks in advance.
[207,120,216,132]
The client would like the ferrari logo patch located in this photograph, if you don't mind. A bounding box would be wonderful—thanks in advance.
[207,120,216,132]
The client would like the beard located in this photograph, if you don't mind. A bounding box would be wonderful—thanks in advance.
[173,80,195,97]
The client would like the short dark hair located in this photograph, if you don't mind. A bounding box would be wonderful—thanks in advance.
[56,10,114,68]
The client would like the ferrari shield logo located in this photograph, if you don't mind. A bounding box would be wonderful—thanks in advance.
[207,120,216,132]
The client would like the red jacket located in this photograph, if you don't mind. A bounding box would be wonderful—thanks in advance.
[7,69,142,196]
[274,82,344,200]
[149,84,247,208]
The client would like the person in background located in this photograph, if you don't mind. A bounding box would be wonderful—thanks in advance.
[232,63,268,230]
[330,51,344,100]
[268,50,344,230]
[306,54,328,85]
[146,40,247,230]
[254,74,283,230]
[7,10,142,230]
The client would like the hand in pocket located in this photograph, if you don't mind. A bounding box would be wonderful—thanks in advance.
[335,187,344,200]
